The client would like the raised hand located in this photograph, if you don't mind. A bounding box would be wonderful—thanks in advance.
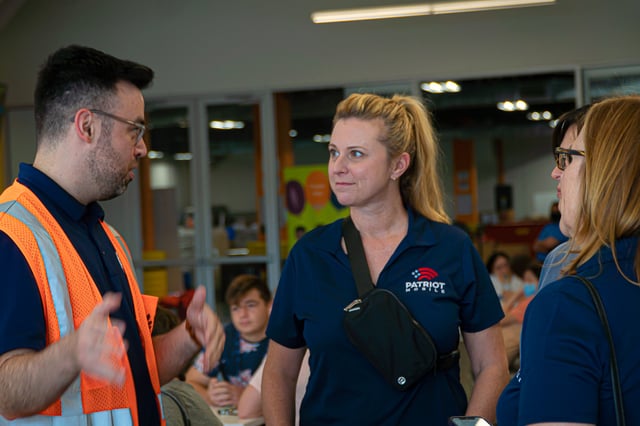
[185,286,225,372]
[75,292,127,385]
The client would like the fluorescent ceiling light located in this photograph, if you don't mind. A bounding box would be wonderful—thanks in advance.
[497,99,528,111]
[421,80,462,93]
[311,0,555,24]
[209,120,245,130]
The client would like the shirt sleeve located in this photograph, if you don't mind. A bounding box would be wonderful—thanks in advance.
[0,232,47,354]
[459,238,505,333]
[266,251,306,348]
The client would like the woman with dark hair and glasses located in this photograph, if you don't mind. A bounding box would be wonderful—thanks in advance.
[537,105,591,289]
[497,95,640,425]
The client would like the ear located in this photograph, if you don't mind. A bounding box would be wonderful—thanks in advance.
[73,109,95,143]
[390,152,411,180]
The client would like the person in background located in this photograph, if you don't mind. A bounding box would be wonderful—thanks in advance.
[263,93,508,425]
[500,261,541,370]
[152,306,222,426]
[538,104,591,289]
[0,45,224,426]
[237,350,311,424]
[295,225,306,240]
[186,274,271,407]
[533,201,567,263]
[486,251,524,306]
[497,95,640,425]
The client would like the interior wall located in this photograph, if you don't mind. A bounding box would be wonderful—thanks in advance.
[2,0,639,227]
[1,0,639,106]
[6,108,35,177]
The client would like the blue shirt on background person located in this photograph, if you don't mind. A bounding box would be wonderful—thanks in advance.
[534,221,568,263]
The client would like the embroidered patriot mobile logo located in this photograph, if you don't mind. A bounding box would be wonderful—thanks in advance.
[412,267,438,280]
[407,267,447,293]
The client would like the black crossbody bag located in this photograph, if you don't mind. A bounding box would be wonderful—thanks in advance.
[341,217,459,391]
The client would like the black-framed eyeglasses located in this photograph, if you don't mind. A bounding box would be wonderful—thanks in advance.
[90,109,146,143]
[554,147,585,171]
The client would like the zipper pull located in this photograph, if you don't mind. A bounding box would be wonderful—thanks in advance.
[344,299,362,312]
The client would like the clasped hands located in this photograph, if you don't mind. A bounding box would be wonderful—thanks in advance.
[207,377,244,407]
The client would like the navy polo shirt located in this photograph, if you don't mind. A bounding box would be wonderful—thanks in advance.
[0,164,159,426]
[497,236,640,426]
[267,209,503,425]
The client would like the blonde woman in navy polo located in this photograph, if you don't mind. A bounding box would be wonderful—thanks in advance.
[263,93,509,425]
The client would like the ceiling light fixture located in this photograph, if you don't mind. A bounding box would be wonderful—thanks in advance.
[147,151,164,160]
[421,80,461,93]
[174,153,193,161]
[209,120,245,130]
[311,0,555,24]
[497,99,528,111]
[527,110,553,121]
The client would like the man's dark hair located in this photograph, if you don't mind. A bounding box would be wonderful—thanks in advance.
[551,104,591,151]
[34,45,154,143]
[225,274,271,306]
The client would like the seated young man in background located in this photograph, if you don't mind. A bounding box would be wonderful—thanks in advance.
[186,274,271,407]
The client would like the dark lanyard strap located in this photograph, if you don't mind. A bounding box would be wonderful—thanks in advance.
[573,275,625,426]
[342,216,375,297]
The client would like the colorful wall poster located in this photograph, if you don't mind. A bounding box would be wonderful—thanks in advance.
[283,164,348,250]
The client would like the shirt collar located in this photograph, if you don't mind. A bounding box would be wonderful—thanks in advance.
[577,235,639,275]
[17,163,105,223]
[317,207,438,256]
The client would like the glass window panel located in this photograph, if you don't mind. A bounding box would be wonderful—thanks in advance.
[419,72,575,225]
[206,102,266,319]
[275,88,349,256]
[583,64,640,103]
[141,105,195,297]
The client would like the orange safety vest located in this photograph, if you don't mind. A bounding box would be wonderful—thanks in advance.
[0,181,165,426]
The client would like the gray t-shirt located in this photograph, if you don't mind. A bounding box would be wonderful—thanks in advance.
[538,241,575,290]
[161,379,223,426]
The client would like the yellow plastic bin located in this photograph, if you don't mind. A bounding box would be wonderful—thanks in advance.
[143,250,168,297]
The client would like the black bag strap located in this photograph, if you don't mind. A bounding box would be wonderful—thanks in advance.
[161,387,191,426]
[341,216,460,371]
[342,216,375,297]
[573,275,625,426]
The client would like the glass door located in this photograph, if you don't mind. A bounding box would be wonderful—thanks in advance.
[583,64,640,104]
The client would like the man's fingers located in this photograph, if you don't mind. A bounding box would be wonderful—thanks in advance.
[111,318,127,337]
[188,286,206,313]
[94,292,122,318]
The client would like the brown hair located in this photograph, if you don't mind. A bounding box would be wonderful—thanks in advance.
[565,95,640,283]
[551,104,591,150]
[333,93,449,224]
[225,274,271,306]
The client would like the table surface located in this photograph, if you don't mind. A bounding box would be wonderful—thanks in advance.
[210,406,265,426]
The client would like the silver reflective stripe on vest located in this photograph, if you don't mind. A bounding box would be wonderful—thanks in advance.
[0,201,134,426]
[0,409,133,426]
[105,224,138,282]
